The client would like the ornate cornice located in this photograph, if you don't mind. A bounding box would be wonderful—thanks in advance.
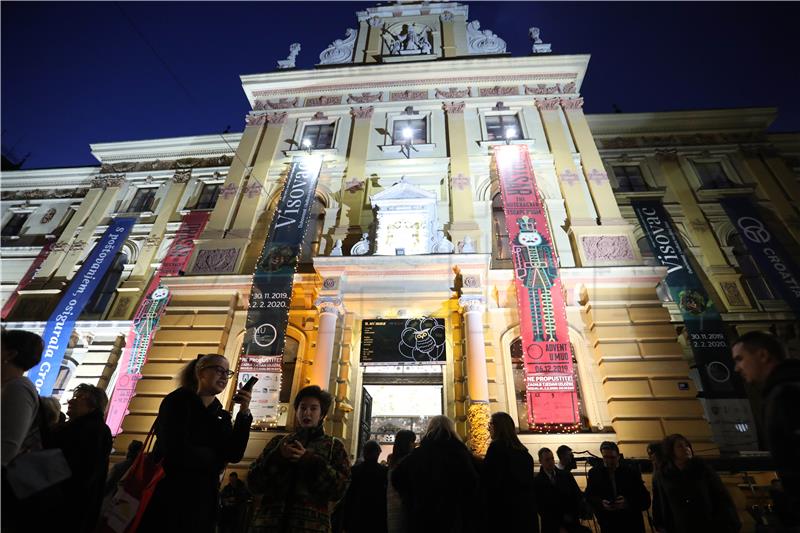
[350,106,375,120]
[91,175,126,189]
[442,101,466,114]
[560,97,584,110]
[479,86,519,97]
[347,92,382,104]
[306,95,343,107]
[266,112,289,124]
[535,98,561,111]
[390,90,428,101]
[1,188,89,201]
[99,155,233,174]
[524,82,576,95]
[254,97,298,110]
[172,169,192,183]
[435,87,471,99]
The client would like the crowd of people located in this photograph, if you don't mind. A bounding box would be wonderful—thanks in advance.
[1,327,797,532]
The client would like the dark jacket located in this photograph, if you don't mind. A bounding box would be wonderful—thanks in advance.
[482,441,539,533]
[44,409,112,533]
[248,425,351,533]
[585,463,650,533]
[763,358,800,526]
[344,460,388,533]
[652,458,740,533]
[391,437,480,533]
[137,387,252,533]
[535,467,583,533]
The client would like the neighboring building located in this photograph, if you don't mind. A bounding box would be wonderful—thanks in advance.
[2,1,799,481]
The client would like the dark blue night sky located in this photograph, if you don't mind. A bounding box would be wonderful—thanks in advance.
[2,1,799,170]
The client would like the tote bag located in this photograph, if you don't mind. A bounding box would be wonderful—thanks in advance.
[97,420,164,533]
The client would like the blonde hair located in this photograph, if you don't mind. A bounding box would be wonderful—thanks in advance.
[422,415,461,444]
[179,353,227,390]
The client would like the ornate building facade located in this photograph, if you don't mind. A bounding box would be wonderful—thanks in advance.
[2,2,799,495]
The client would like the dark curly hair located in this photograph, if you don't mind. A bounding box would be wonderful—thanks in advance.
[293,385,333,420]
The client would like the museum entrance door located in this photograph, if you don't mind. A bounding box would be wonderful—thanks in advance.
[358,365,443,462]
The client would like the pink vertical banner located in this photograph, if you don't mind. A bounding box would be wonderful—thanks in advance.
[494,145,580,427]
[106,211,210,435]
[1,242,54,320]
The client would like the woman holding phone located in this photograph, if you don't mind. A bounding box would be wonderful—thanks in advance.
[247,385,351,533]
[137,353,253,533]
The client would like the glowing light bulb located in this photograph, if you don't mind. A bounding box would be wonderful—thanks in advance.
[505,127,517,140]
[302,139,312,148]
[402,127,413,140]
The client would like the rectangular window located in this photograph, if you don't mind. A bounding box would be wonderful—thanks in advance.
[195,183,221,210]
[612,165,648,192]
[2,212,30,237]
[126,188,157,213]
[694,162,732,189]
[392,118,427,144]
[485,114,522,141]
[301,123,335,149]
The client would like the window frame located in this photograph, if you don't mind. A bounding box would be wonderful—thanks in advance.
[379,109,436,156]
[484,113,523,142]
[693,160,735,189]
[300,122,336,150]
[194,181,222,210]
[125,187,158,214]
[2,211,31,237]
[611,165,649,192]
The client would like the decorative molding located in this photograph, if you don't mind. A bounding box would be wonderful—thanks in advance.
[524,82,576,95]
[192,248,239,274]
[586,169,609,187]
[581,236,635,261]
[492,101,509,111]
[70,240,88,252]
[39,208,57,225]
[243,182,263,199]
[143,236,161,249]
[350,106,375,120]
[305,95,343,107]
[91,175,126,189]
[51,241,71,252]
[219,183,239,200]
[466,20,507,55]
[558,169,580,186]
[442,101,465,114]
[390,90,427,101]
[431,230,455,254]
[276,43,300,70]
[529,27,552,54]
[1,188,89,201]
[597,132,767,150]
[99,156,232,174]
[458,295,485,314]
[440,11,455,22]
[347,92,382,104]
[172,169,192,183]
[534,98,561,111]
[560,97,584,110]
[720,281,746,307]
[479,86,519,97]
[265,112,289,124]
[253,72,579,98]
[318,28,357,65]
[254,97,298,110]
[435,87,470,99]
[462,274,480,288]
[350,233,371,256]
[314,296,345,315]
[655,149,679,162]
[245,114,267,127]
[311,111,329,121]
[451,173,471,191]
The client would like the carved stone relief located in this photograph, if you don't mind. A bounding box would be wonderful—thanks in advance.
[319,28,358,65]
[91,175,126,189]
[100,156,233,174]
[1,188,89,201]
[390,90,427,101]
[720,281,746,307]
[192,248,240,274]
[524,82,576,95]
[581,236,635,262]
[442,101,465,114]
[435,87,471,99]
[347,92,382,104]
[479,86,519,97]
[254,98,298,110]
[350,106,375,120]
[305,95,343,107]
[466,20,507,54]
[277,43,301,70]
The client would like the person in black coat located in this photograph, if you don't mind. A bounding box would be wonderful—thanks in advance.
[344,440,388,533]
[137,353,253,533]
[653,434,740,533]
[584,441,651,533]
[391,415,480,533]
[535,447,587,533]
[733,331,800,528]
[482,412,539,532]
[43,383,112,533]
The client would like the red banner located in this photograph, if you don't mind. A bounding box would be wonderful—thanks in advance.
[494,145,579,427]
[106,211,210,435]
[1,242,54,320]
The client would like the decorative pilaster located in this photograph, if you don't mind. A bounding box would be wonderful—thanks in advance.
[443,100,480,250]
[459,295,490,456]
[310,296,345,389]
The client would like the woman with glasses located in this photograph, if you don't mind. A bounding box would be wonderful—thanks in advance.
[138,353,253,533]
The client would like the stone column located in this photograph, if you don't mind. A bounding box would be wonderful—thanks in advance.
[459,295,490,456]
[310,296,344,390]
[443,101,480,249]
[332,107,374,244]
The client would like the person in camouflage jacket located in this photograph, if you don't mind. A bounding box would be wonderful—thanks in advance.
[248,386,351,533]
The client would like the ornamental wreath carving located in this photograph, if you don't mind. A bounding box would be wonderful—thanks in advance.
[347,92,382,104]
[435,87,471,99]
[524,82,577,95]
[479,86,519,97]
[581,236,635,261]
[319,28,357,65]
[192,248,239,274]
[390,90,427,101]
[40,208,57,225]
[305,95,343,107]
[254,97,298,110]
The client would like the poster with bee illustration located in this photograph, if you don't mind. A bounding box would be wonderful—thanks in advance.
[361,318,446,365]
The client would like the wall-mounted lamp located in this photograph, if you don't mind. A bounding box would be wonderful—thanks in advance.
[504,127,517,145]
[375,127,419,159]
[302,138,313,154]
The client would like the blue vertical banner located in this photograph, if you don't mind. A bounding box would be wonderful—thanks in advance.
[28,217,136,395]
[633,201,757,450]
[721,197,800,314]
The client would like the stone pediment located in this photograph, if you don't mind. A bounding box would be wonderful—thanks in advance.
[370,178,436,203]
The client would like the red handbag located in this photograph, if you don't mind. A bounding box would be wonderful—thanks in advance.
[97,420,164,532]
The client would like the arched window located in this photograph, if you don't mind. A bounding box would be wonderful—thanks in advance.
[491,193,511,261]
[81,251,128,318]
[509,336,589,432]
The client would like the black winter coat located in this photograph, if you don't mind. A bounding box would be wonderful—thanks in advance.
[482,441,539,533]
[763,358,800,526]
[652,458,740,533]
[344,460,388,533]
[137,387,252,533]
[391,437,480,533]
[44,409,112,533]
[584,463,650,533]
[534,468,583,533]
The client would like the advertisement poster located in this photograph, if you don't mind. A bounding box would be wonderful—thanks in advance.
[238,155,323,421]
[360,318,446,365]
[106,211,209,435]
[494,145,579,427]
[27,218,136,395]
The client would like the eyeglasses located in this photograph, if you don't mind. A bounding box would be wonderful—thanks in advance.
[202,365,235,378]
